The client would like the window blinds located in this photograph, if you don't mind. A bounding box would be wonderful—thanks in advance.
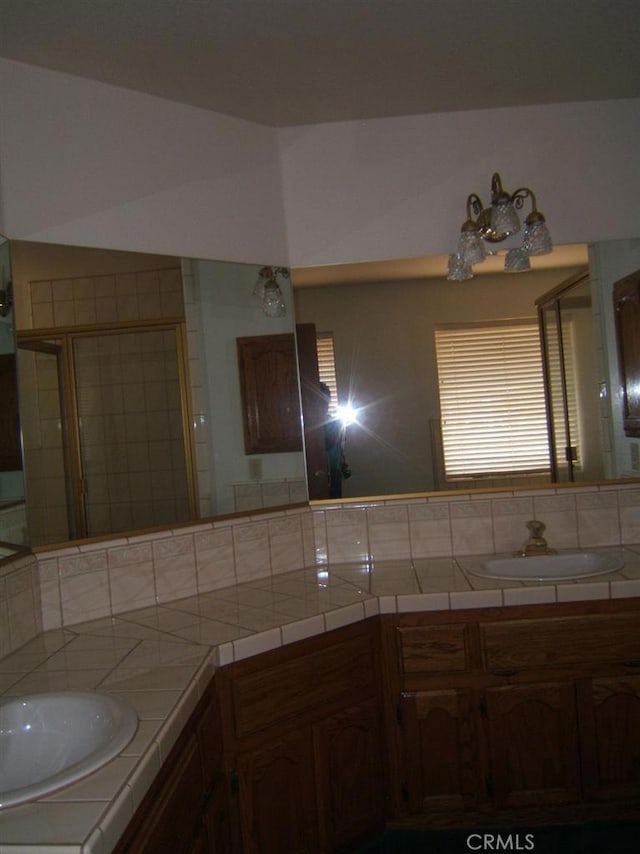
[434,321,551,477]
[316,332,338,416]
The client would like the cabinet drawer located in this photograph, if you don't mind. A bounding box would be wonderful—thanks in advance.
[397,623,471,674]
[231,630,377,738]
[481,612,640,672]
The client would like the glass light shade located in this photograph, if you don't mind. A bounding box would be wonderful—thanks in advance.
[262,280,286,316]
[490,199,520,238]
[504,247,531,273]
[524,219,552,256]
[457,229,487,265]
[447,253,473,281]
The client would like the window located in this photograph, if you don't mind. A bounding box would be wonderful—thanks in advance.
[316,332,338,416]
[434,320,550,479]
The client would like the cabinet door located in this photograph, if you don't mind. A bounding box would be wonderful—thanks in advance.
[117,734,208,853]
[202,778,236,854]
[236,334,303,453]
[236,728,319,854]
[578,674,640,801]
[400,690,486,813]
[485,682,581,808]
[314,699,386,851]
[187,820,212,854]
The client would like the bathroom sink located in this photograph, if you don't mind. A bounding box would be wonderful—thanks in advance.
[470,551,624,582]
[0,690,138,809]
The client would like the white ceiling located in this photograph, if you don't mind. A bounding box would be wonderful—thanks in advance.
[0,0,638,128]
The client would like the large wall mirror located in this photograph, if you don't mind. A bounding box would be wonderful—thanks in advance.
[0,236,27,549]
[5,240,306,548]
[1,235,639,552]
[292,238,640,501]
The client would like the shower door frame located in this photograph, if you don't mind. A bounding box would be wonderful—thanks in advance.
[18,319,197,543]
[536,268,594,483]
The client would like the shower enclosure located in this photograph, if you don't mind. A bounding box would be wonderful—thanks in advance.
[537,270,604,483]
[18,324,195,545]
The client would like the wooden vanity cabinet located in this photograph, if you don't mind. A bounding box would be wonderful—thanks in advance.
[115,599,640,850]
[314,697,386,850]
[234,726,319,853]
[392,621,487,814]
[390,601,640,828]
[398,687,486,814]
[484,680,581,808]
[576,673,640,802]
[215,619,387,854]
[115,620,386,854]
[114,681,233,854]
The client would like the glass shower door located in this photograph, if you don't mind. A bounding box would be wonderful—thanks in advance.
[537,272,603,483]
[73,327,192,538]
[18,325,195,543]
[17,340,78,545]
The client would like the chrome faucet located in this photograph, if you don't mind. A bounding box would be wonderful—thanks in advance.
[514,520,557,557]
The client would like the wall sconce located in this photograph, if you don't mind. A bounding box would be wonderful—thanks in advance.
[448,172,552,281]
[0,281,13,317]
[253,266,290,317]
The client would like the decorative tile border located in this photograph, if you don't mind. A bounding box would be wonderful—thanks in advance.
[1,483,639,636]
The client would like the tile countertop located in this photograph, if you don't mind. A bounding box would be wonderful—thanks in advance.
[2,545,640,853]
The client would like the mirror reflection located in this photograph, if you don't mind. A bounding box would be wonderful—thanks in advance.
[9,241,306,547]
[5,236,640,552]
[0,236,27,546]
[293,239,640,501]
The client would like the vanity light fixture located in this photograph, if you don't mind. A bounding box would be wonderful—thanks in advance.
[0,280,13,317]
[447,172,552,281]
[253,266,290,317]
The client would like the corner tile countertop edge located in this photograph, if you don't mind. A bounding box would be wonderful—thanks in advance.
[2,545,640,852]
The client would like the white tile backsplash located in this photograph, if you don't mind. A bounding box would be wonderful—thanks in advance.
[1,482,638,639]
[367,504,411,561]
[576,490,620,546]
[407,502,452,558]
[619,488,640,544]
[450,499,494,555]
[325,507,369,563]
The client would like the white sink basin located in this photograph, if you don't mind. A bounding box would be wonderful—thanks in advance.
[470,551,624,582]
[0,690,138,809]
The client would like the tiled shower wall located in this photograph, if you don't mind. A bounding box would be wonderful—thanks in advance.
[18,266,189,544]
[22,268,185,330]
[74,328,191,536]
[17,480,640,634]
